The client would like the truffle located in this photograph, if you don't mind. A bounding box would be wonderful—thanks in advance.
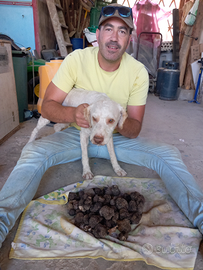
[112,211,119,223]
[123,193,131,202]
[92,224,107,238]
[117,219,131,234]
[99,205,114,220]
[75,212,84,225]
[119,208,130,220]
[66,186,145,240]
[90,202,102,213]
[111,185,120,196]
[116,197,128,210]
[68,192,79,201]
[130,191,140,201]
[72,200,79,210]
[118,231,129,241]
[89,215,103,228]
[130,212,142,224]
[104,186,112,195]
[103,194,111,204]
[128,200,138,212]
[94,188,103,196]
[84,188,95,196]
[68,209,76,216]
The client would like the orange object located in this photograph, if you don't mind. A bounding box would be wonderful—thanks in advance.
[37,59,63,113]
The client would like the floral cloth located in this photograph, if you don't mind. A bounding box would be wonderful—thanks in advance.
[9,176,202,270]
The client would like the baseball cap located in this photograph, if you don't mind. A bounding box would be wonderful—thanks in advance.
[98,3,134,30]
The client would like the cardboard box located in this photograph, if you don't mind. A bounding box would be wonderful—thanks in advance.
[191,43,203,63]
[199,43,203,53]
[191,44,200,63]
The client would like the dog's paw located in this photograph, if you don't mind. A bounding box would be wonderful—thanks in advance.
[114,167,127,177]
[82,171,94,180]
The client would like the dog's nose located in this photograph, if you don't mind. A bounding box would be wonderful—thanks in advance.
[93,135,104,145]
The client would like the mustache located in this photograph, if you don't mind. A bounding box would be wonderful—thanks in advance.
[106,41,121,49]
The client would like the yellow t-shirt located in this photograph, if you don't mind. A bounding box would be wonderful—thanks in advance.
[52,47,149,110]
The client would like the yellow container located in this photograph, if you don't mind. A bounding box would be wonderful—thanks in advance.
[37,59,63,113]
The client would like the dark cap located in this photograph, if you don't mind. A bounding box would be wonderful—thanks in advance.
[98,3,134,30]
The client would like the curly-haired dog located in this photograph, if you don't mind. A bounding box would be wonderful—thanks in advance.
[28,88,128,179]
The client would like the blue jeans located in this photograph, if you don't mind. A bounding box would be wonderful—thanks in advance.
[0,127,203,247]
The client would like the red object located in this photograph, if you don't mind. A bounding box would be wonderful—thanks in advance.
[132,0,171,38]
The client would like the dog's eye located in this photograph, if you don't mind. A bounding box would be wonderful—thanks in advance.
[109,119,115,123]
[92,117,97,122]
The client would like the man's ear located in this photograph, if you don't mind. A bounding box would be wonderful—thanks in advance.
[117,105,128,129]
[126,34,132,49]
[96,28,100,41]
[83,105,92,128]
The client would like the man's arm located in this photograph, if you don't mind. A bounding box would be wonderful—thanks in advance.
[41,82,89,128]
[116,105,145,139]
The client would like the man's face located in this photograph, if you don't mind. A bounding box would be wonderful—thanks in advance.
[96,17,131,65]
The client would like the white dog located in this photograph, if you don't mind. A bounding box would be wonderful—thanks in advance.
[28,88,128,180]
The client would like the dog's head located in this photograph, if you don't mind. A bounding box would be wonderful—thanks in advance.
[84,99,128,145]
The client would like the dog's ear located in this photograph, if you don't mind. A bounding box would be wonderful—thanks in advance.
[117,105,128,129]
[83,105,92,128]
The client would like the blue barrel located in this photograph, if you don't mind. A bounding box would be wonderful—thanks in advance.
[162,61,170,68]
[159,68,180,100]
[156,61,176,96]
[167,61,179,70]
[155,67,165,96]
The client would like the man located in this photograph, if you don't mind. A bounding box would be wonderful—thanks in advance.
[0,4,202,249]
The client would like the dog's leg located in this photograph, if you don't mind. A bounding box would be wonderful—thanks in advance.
[107,137,127,177]
[28,117,50,143]
[80,129,94,180]
[54,123,69,132]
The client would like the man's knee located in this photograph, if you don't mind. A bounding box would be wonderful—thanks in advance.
[158,143,182,161]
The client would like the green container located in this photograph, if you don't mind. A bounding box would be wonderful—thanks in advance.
[12,51,28,122]
[27,59,46,73]
[89,0,118,32]
[27,59,46,104]
[89,7,101,31]
[96,0,117,7]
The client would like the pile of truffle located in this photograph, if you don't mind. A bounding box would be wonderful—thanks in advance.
[67,185,145,240]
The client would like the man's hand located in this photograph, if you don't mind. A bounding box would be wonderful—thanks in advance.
[74,103,90,128]
[116,117,141,139]
[41,82,90,127]
[115,105,146,139]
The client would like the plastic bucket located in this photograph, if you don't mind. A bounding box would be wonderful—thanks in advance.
[37,59,63,113]
[70,38,83,50]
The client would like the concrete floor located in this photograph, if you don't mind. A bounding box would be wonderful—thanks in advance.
[0,93,203,270]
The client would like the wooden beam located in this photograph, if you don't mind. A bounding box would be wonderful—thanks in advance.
[179,0,185,9]
[169,0,177,8]
[179,1,193,48]
[122,0,131,6]
[184,0,203,89]
[167,20,173,40]
[159,0,165,7]
[179,25,194,87]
